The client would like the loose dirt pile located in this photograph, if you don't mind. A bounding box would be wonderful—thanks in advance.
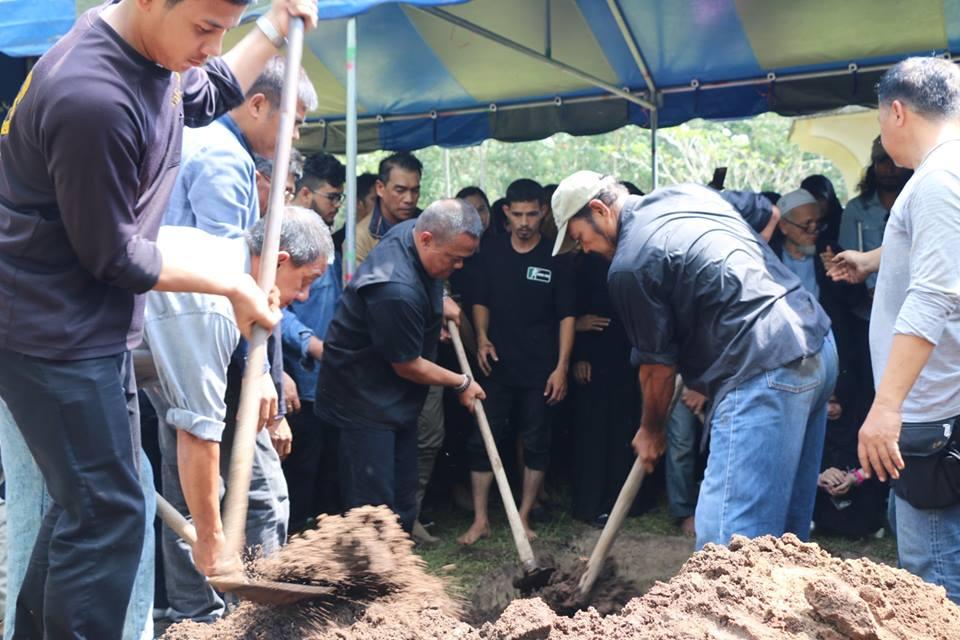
[161,505,464,639]
[164,528,960,639]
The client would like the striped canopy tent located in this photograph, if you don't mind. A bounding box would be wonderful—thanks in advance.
[4,0,960,273]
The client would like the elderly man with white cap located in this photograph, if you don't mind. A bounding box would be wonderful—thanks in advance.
[551,174,838,549]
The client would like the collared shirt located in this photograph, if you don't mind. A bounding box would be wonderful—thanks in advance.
[0,5,243,359]
[607,184,831,401]
[871,139,960,422]
[163,114,259,238]
[142,227,248,442]
[315,220,442,431]
[840,192,889,291]
[280,253,343,402]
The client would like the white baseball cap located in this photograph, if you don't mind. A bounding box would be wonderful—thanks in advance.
[551,170,618,256]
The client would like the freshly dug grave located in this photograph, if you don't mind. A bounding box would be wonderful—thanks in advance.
[165,529,960,639]
[161,505,467,640]
[486,534,960,640]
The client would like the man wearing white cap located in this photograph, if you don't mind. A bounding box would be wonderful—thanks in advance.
[551,173,837,549]
[775,189,825,298]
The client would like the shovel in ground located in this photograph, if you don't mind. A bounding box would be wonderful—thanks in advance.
[447,319,555,593]
[575,378,684,602]
[155,493,333,606]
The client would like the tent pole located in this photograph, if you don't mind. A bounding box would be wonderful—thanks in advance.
[416,7,654,110]
[606,0,656,97]
[650,106,658,190]
[344,17,358,282]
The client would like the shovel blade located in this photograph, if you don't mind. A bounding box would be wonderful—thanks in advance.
[209,577,334,606]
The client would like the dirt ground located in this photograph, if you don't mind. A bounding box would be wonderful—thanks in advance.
[160,509,960,640]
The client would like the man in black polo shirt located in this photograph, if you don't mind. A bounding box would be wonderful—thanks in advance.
[552,171,837,550]
[458,179,576,545]
[314,199,485,533]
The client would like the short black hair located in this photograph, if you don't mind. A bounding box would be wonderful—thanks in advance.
[455,186,490,208]
[357,172,378,200]
[378,152,422,184]
[167,0,251,6]
[504,178,545,206]
[298,152,345,191]
[877,57,960,120]
[621,180,644,196]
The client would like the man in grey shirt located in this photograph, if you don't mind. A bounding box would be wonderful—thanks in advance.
[829,56,960,603]
[142,208,331,621]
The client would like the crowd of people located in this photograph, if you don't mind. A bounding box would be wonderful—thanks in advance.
[0,0,959,636]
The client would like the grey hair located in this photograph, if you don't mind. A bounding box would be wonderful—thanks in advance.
[571,182,629,221]
[414,198,484,244]
[253,149,304,181]
[246,206,333,267]
[877,57,960,120]
[246,56,319,112]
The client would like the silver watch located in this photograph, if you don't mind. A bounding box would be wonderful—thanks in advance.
[256,15,286,49]
[454,373,472,394]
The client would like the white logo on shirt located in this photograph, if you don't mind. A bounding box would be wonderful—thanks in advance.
[527,267,552,283]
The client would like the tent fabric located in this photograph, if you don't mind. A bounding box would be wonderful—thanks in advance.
[0,0,75,57]
[4,0,958,153]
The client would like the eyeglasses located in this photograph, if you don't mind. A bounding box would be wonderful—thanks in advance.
[259,171,296,202]
[781,217,825,233]
[313,190,344,205]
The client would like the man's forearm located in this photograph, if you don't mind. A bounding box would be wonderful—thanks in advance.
[473,305,491,343]
[393,357,466,388]
[874,334,934,411]
[864,247,883,274]
[555,316,575,371]
[221,13,284,93]
[154,250,238,296]
[176,431,222,539]
[639,364,677,433]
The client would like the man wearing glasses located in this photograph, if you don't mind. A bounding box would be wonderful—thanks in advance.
[773,189,828,299]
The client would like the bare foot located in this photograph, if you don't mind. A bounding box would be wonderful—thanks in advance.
[457,521,491,546]
[521,519,538,541]
[680,516,696,538]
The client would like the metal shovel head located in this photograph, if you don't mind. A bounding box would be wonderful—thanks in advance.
[512,565,555,595]
[208,575,334,606]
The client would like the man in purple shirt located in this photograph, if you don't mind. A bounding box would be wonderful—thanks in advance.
[0,1,317,637]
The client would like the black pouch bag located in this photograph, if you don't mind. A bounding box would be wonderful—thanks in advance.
[894,416,960,509]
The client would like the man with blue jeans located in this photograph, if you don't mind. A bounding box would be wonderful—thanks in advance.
[828,57,960,603]
[552,173,836,549]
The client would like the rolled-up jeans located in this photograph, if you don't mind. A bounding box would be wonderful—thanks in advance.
[0,393,154,640]
[695,333,838,549]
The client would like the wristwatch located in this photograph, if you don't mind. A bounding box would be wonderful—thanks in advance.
[256,15,286,49]
[453,373,472,394]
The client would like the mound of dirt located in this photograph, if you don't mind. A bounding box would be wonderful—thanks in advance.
[165,530,960,639]
[492,534,960,640]
[161,505,461,640]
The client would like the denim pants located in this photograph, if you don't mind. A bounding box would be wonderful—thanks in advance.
[149,389,289,622]
[666,401,700,519]
[0,356,154,640]
[336,423,418,533]
[895,495,960,604]
[695,334,838,549]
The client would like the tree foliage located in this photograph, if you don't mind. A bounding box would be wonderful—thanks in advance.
[350,113,846,211]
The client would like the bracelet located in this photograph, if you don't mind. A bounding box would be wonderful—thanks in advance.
[256,14,286,49]
[853,469,865,486]
[453,373,472,394]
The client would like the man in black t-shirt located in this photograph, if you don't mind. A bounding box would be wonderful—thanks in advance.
[458,179,576,545]
[314,200,485,533]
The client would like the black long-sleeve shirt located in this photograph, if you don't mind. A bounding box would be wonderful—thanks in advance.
[0,4,243,359]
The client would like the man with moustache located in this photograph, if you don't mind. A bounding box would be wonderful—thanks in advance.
[459,178,576,545]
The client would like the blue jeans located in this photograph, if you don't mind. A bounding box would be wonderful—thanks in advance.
[666,401,700,519]
[695,334,838,549]
[895,495,960,604]
[0,395,154,640]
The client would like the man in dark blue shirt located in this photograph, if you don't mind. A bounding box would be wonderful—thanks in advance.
[315,200,486,532]
[552,172,837,550]
[0,1,317,636]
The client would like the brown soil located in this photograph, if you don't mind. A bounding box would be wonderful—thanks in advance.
[164,525,960,640]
